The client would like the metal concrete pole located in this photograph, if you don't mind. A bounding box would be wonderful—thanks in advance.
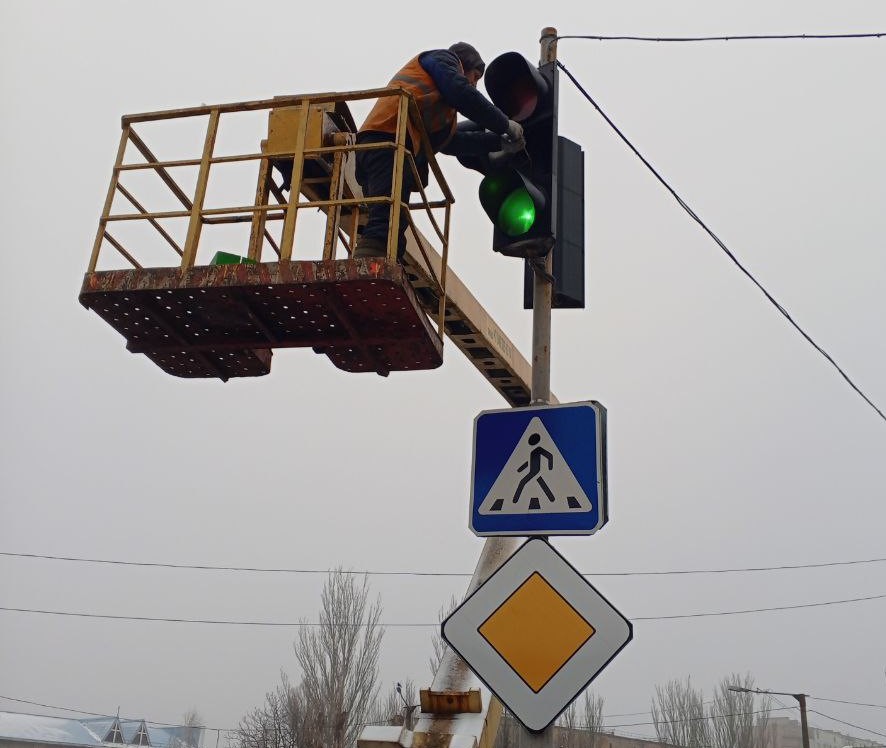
[364,28,562,748]
[524,26,558,748]
[729,686,810,748]
[796,693,811,748]
[531,26,558,407]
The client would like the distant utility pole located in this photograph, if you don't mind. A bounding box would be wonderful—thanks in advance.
[729,686,810,748]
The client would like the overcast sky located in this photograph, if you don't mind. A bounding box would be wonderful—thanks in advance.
[1,0,885,743]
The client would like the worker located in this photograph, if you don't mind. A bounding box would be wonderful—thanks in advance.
[353,42,525,260]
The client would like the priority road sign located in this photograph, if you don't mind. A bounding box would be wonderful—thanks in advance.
[470,401,607,536]
[441,538,632,732]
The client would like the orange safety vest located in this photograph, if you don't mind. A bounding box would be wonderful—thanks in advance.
[360,54,459,154]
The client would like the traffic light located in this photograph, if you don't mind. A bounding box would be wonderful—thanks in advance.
[480,51,559,258]
[524,136,585,308]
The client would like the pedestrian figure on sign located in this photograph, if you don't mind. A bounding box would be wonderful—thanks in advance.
[513,433,556,507]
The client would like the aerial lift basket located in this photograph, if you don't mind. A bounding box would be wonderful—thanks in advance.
[79,91,453,380]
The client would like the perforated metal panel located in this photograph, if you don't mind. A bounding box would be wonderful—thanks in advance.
[79,260,443,380]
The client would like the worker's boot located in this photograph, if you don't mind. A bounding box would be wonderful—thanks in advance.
[352,236,387,259]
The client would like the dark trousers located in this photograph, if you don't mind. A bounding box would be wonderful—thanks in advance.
[355,135,422,259]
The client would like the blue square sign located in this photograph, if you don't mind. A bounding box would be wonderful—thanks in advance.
[470,401,607,536]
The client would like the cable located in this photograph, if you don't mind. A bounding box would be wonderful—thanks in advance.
[0,696,232,732]
[630,592,886,621]
[3,551,884,577]
[760,688,886,734]
[0,607,422,627]
[1,592,883,627]
[602,698,721,720]
[809,709,886,740]
[603,730,659,741]
[0,704,415,738]
[606,705,793,729]
[5,696,881,739]
[558,32,886,42]
[809,695,886,710]
[0,551,462,576]
[764,697,836,737]
[603,709,658,719]
[768,695,797,711]
[597,557,886,576]
[767,695,805,725]
[0,607,359,627]
[0,696,107,718]
[0,699,789,736]
[557,60,886,426]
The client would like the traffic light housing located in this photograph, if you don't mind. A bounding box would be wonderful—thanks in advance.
[524,136,585,309]
[480,52,559,258]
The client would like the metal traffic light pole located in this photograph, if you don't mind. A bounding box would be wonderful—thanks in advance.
[531,26,558,408]
[390,28,561,748]
[524,26,557,748]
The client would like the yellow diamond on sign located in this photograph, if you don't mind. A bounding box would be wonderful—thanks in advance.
[478,572,595,693]
[442,539,633,731]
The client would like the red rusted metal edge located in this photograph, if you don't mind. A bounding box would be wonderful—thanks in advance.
[79,260,443,380]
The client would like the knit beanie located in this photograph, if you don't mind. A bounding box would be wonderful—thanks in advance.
[448,42,485,76]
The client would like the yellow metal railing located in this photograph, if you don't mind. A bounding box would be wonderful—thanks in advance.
[87,88,455,335]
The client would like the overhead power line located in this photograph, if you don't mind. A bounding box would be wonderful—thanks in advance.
[558,32,886,42]
[1,592,883,627]
[810,695,886,710]
[0,696,228,731]
[8,696,884,739]
[557,60,886,425]
[606,706,792,729]
[608,699,886,737]
[0,695,690,727]
[629,592,886,620]
[0,694,793,735]
[0,696,108,718]
[3,550,884,577]
[809,709,886,740]
[602,697,738,720]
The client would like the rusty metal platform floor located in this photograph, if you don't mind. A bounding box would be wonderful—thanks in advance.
[79,259,443,381]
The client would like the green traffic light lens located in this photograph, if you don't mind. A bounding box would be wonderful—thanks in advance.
[480,174,507,203]
[498,188,536,236]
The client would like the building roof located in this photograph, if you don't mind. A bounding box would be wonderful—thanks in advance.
[0,713,103,747]
[0,713,202,748]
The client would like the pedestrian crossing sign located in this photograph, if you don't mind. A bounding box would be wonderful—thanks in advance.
[470,401,607,536]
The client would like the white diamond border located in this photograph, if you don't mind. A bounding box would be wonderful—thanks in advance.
[442,538,632,732]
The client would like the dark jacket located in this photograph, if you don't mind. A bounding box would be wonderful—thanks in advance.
[418,49,509,141]
[359,49,508,158]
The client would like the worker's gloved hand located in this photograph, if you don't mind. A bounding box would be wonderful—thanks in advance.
[505,119,525,148]
[500,134,524,154]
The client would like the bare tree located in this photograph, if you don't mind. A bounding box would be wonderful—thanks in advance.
[428,596,460,677]
[232,570,383,748]
[370,679,417,727]
[295,570,384,748]
[180,709,204,748]
[493,708,525,748]
[581,692,605,748]
[557,702,580,748]
[554,692,604,748]
[652,677,709,748]
[652,674,772,748]
[234,675,310,748]
[709,674,771,748]
[495,692,602,748]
